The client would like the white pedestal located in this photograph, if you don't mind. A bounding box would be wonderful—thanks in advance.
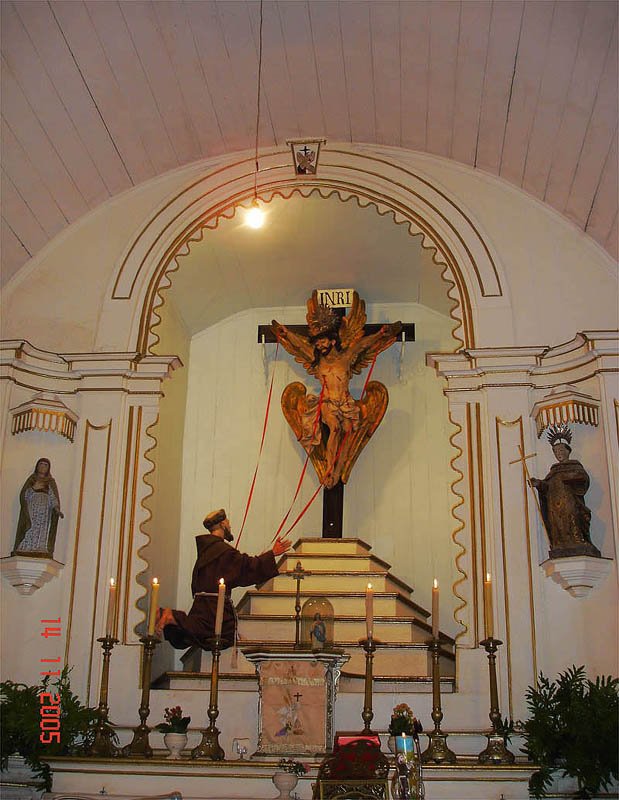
[0,555,64,595]
[541,555,613,597]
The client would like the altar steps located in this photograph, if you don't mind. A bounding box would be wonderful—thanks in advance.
[155,537,456,692]
[160,638,454,686]
[239,588,427,616]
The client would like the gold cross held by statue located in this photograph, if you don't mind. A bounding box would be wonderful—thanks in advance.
[509,444,549,538]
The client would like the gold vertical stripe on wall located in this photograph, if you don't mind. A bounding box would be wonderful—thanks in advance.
[517,417,538,684]
[466,403,479,645]
[122,406,143,642]
[116,406,135,643]
[86,424,113,703]
[475,403,488,646]
[64,420,112,671]
[495,417,517,719]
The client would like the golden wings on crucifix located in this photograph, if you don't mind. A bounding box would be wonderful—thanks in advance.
[271,291,402,489]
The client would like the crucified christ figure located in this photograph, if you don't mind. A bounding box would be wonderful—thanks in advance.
[271,290,401,488]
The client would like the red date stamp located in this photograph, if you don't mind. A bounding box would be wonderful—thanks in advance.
[39,617,62,745]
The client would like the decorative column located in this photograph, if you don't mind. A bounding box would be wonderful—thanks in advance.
[427,332,618,723]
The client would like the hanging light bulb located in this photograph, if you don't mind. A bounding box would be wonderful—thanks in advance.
[245,201,265,229]
[245,0,265,230]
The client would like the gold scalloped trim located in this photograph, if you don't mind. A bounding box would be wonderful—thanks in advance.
[132,412,159,638]
[448,410,468,642]
[146,185,465,354]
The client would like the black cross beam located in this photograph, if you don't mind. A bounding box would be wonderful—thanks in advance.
[257,322,415,343]
[258,321,415,537]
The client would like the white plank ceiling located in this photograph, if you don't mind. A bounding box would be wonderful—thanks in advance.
[1,0,617,285]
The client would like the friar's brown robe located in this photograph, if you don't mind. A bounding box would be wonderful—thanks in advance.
[163,533,278,650]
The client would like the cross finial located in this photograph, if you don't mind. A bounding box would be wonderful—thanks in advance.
[291,561,308,581]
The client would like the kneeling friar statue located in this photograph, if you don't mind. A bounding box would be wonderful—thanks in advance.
[156,509,292,649]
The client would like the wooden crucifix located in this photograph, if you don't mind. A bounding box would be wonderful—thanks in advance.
[260,289,414,538]
[290,561,310,648]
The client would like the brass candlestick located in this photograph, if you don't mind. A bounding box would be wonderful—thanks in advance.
[478,637,515,765]
[192,636,225,760]
[421,638,457,764]
[360,635,378,733]
[122,634,159,758]
[88,635,120,757]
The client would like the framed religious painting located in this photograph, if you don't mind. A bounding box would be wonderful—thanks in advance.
[244,649,349,756]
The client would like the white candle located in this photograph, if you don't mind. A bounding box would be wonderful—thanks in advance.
[365,582,373,640]
[483,572,494,640]
[432,578,439,640]
[147,577,159,635]
[215,578,226,637]
[105,578,116,637]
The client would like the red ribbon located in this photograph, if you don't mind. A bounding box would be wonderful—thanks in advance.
[235,341,279,549]
[272,382,325,542]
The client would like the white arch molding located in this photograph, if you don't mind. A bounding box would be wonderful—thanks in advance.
[96,144,513,354]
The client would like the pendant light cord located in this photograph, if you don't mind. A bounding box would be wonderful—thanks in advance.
[254,0,264,202]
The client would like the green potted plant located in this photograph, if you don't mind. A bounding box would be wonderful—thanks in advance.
[1,667,114,791]
[521,665,618,798]
[273,758,308,798]
[155,706,190,759]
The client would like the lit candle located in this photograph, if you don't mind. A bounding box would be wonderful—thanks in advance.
[432,578,439,640]
[215,578,226,637]
[147,577,159,635]
[483,572,494,640]
[365,582,374,640]
[105,578,116,637]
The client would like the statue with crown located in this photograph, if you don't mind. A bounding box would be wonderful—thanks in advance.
[529,423,601,559]
[271,291,402,489]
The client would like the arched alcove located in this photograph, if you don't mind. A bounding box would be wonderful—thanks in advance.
[141,188,468,651]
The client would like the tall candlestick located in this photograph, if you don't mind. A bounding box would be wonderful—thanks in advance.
[214,578,225,637]
[105,578,116,637]
[147,577,159,636]
[365,582,373,640]
[432,578,439,640]
[483,572,494,640]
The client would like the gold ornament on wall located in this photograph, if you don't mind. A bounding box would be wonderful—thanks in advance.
[531,385,599,438]
[11,394,78,442]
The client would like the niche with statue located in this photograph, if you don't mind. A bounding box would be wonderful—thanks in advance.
[300,597,334,651]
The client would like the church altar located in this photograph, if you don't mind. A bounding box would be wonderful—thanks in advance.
[42,750,539,800]
[1,139,618,800]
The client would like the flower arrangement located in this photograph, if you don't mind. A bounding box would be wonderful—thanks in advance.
[388,703,422,737]
[155,706,191,734]
[277,757,308,776]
